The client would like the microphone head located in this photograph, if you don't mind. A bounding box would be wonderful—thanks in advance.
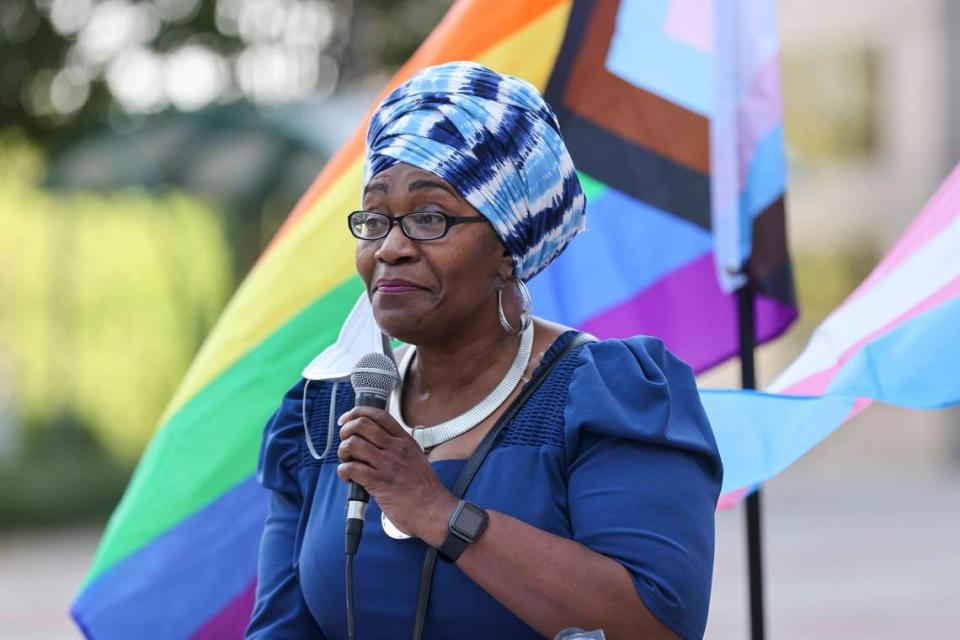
[350,352,399,399]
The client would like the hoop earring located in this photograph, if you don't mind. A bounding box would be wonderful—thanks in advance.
[497,277,533,335]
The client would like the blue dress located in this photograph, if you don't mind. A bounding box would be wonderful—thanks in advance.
[246,332,722,640]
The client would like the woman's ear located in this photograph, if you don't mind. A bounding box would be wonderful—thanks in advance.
[497,251,515,283]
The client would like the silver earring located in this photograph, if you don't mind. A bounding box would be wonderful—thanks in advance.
[497,277,533,335]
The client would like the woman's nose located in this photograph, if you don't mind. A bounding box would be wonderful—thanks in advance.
[374,222,418,264]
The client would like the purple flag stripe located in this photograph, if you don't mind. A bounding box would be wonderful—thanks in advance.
[580,252,797,372]
[192,579,258,640]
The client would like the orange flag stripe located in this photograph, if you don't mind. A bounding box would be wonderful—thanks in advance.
[265,0,569,257]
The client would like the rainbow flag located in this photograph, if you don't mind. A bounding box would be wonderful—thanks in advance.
[527,0,795,370]
[705,162,960,507]
[71,1,795,636]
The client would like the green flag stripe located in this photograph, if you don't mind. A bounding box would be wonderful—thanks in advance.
[577,171,608,202]
[82,276,365,586]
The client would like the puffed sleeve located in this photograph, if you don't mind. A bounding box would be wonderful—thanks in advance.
[564,338,722,640]
[246,378,326,639]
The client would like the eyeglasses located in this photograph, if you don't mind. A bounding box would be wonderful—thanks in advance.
[347,210,487,241]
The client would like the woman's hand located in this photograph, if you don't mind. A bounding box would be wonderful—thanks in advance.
[336,406,457,546]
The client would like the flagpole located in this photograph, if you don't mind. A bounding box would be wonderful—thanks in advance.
[737,284,766,640]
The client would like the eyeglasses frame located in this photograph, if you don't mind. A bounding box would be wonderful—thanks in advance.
[347,210,488,241]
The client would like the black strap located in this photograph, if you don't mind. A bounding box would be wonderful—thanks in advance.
[411,332,596,640]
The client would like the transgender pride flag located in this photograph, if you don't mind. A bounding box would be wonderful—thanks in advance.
[705,163,960,504]
[72,1,794,637]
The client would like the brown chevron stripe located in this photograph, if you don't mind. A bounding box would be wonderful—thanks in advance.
[563,111,711,228]
[562,0,710,175]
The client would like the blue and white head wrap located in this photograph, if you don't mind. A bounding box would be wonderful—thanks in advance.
[364,61,586,281]
[305,63,586,379]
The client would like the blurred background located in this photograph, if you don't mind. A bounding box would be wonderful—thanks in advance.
[0,0,958,638]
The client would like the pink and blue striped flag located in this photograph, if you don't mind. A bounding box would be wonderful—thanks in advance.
[706,163,960,507]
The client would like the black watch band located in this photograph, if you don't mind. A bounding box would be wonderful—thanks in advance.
[438,500,488,563]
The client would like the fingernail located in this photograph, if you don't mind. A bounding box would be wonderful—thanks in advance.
[337,414,346,426]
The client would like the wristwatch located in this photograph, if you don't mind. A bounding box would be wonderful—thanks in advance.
[437,500,489,563]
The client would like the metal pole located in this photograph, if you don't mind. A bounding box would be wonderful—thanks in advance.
[737,285,766,640]
[945,0,960,466]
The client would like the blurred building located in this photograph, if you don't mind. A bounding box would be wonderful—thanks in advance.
[780,0,957,251]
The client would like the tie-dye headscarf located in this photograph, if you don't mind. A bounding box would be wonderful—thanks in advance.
[364,61,586,281]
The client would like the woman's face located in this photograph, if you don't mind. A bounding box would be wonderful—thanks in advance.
[355,162,513,345]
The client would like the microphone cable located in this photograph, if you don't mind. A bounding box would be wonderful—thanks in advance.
[345,483,365,640]
[346,553,357,640]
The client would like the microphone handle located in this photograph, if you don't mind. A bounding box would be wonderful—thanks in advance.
[345,391,389,555]
[349,391,388,502]
[348,481,369,504]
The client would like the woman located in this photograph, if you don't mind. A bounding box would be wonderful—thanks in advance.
[247,62,721,640]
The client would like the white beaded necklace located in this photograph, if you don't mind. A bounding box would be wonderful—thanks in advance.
[389,322,534,452]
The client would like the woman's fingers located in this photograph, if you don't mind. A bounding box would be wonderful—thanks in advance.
[337,406,408,438]
[336,460,380,488]
[339,416,393,449]
[338,432,383,466]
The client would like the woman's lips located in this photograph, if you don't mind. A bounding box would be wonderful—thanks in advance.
[376,279,425,294]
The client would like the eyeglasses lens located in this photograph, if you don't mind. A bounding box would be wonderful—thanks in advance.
[351,212,388,239]
[403,212,447,240]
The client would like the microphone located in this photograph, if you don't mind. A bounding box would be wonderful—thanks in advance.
[345,352,399,556]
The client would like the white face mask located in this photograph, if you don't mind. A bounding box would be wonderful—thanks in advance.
[302,293,394,381]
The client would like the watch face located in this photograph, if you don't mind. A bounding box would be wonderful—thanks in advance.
[454,503,487,538]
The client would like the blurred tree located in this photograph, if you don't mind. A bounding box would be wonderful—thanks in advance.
[342,0,453,79]
[0,1,454,524]
[3,0,453,283]
[0,135,232,461]
[0,0,451,150]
